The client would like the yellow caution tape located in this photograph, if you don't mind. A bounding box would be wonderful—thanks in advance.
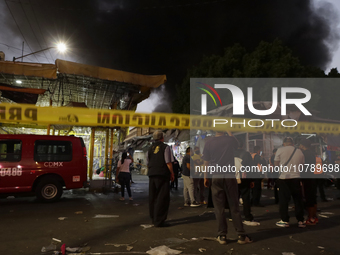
[0,103,339,134]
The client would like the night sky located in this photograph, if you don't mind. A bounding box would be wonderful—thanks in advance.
[1,0,340,112]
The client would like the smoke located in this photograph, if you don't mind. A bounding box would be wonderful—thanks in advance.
[1,0,339,98]
[136,85,172,113]
[151,85,173,113]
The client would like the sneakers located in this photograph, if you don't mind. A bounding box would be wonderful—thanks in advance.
[238,234,253,244]
[276,220,289,227]
[216,235,227,245]
[119,197,125,201]
[243,220,260,226]
[305,218,317,225]
[190,201,201,207]
[298,221,306,228]
[184,203,190,207]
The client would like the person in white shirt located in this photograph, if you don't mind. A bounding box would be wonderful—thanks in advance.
[116,152,134,201]
[274,137,305,228]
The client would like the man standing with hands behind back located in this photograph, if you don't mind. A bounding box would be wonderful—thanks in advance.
[147,130,175,227]
[202,130,252,245]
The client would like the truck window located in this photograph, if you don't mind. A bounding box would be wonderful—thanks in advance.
[0,140,22,162]
[34,140,72,162]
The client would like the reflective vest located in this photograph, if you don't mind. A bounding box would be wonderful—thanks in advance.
[314,156,323,174]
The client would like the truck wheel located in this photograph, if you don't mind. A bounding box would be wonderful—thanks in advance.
[36,178,63,202]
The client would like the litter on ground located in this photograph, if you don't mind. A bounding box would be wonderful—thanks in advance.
[66,247,80,252]
[319,214,330,218]
[93,215,119,218]
[140,224,154,229]
[105,240,137,248]
[146,245,182,255]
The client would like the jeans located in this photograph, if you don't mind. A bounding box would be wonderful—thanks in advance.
[211,178,245,236]
[239,179,253,221]
[316,179,326,200]
[171,169,179,189]
[119,172,132,198]
[278,179,304,222]
[183,175,195,204]
[252,179,262,205]
[193,178,205,202]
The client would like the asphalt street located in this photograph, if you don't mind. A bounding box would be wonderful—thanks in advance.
[1,173,340,255]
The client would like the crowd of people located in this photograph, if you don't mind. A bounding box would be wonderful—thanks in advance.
[116,130,336,246]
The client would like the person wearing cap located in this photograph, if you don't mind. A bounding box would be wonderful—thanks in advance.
[274,137,305,228]
[299,138,318,225]
[147,130,175,227]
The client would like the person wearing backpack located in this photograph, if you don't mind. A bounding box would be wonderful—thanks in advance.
[234,140,260,226]
[274,137,305,228]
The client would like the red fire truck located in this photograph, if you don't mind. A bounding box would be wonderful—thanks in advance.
[0,134,88,202]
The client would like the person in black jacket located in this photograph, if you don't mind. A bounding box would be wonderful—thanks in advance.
[147,130,175,227]
[251,146,264,207]
[171,159,181,190]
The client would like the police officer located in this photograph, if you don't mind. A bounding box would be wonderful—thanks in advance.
[147,130,175,227]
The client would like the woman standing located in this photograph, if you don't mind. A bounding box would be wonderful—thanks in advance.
[116,152,133,201]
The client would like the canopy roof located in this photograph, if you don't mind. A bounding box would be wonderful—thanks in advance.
[0,59,166,109]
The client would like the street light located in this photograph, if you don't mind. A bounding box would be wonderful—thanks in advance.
[12,43,67,62]
[56,43,66,53]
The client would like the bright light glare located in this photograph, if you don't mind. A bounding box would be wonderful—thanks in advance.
[57,43,67,53]
[16,80,22,84]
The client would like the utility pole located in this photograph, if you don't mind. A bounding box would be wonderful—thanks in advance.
[22,41,24,62]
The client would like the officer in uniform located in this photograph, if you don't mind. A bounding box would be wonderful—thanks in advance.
[147,130,175,227]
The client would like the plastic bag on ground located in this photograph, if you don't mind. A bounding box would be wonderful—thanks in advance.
[41,244,56,252]
[146,245,182,255]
